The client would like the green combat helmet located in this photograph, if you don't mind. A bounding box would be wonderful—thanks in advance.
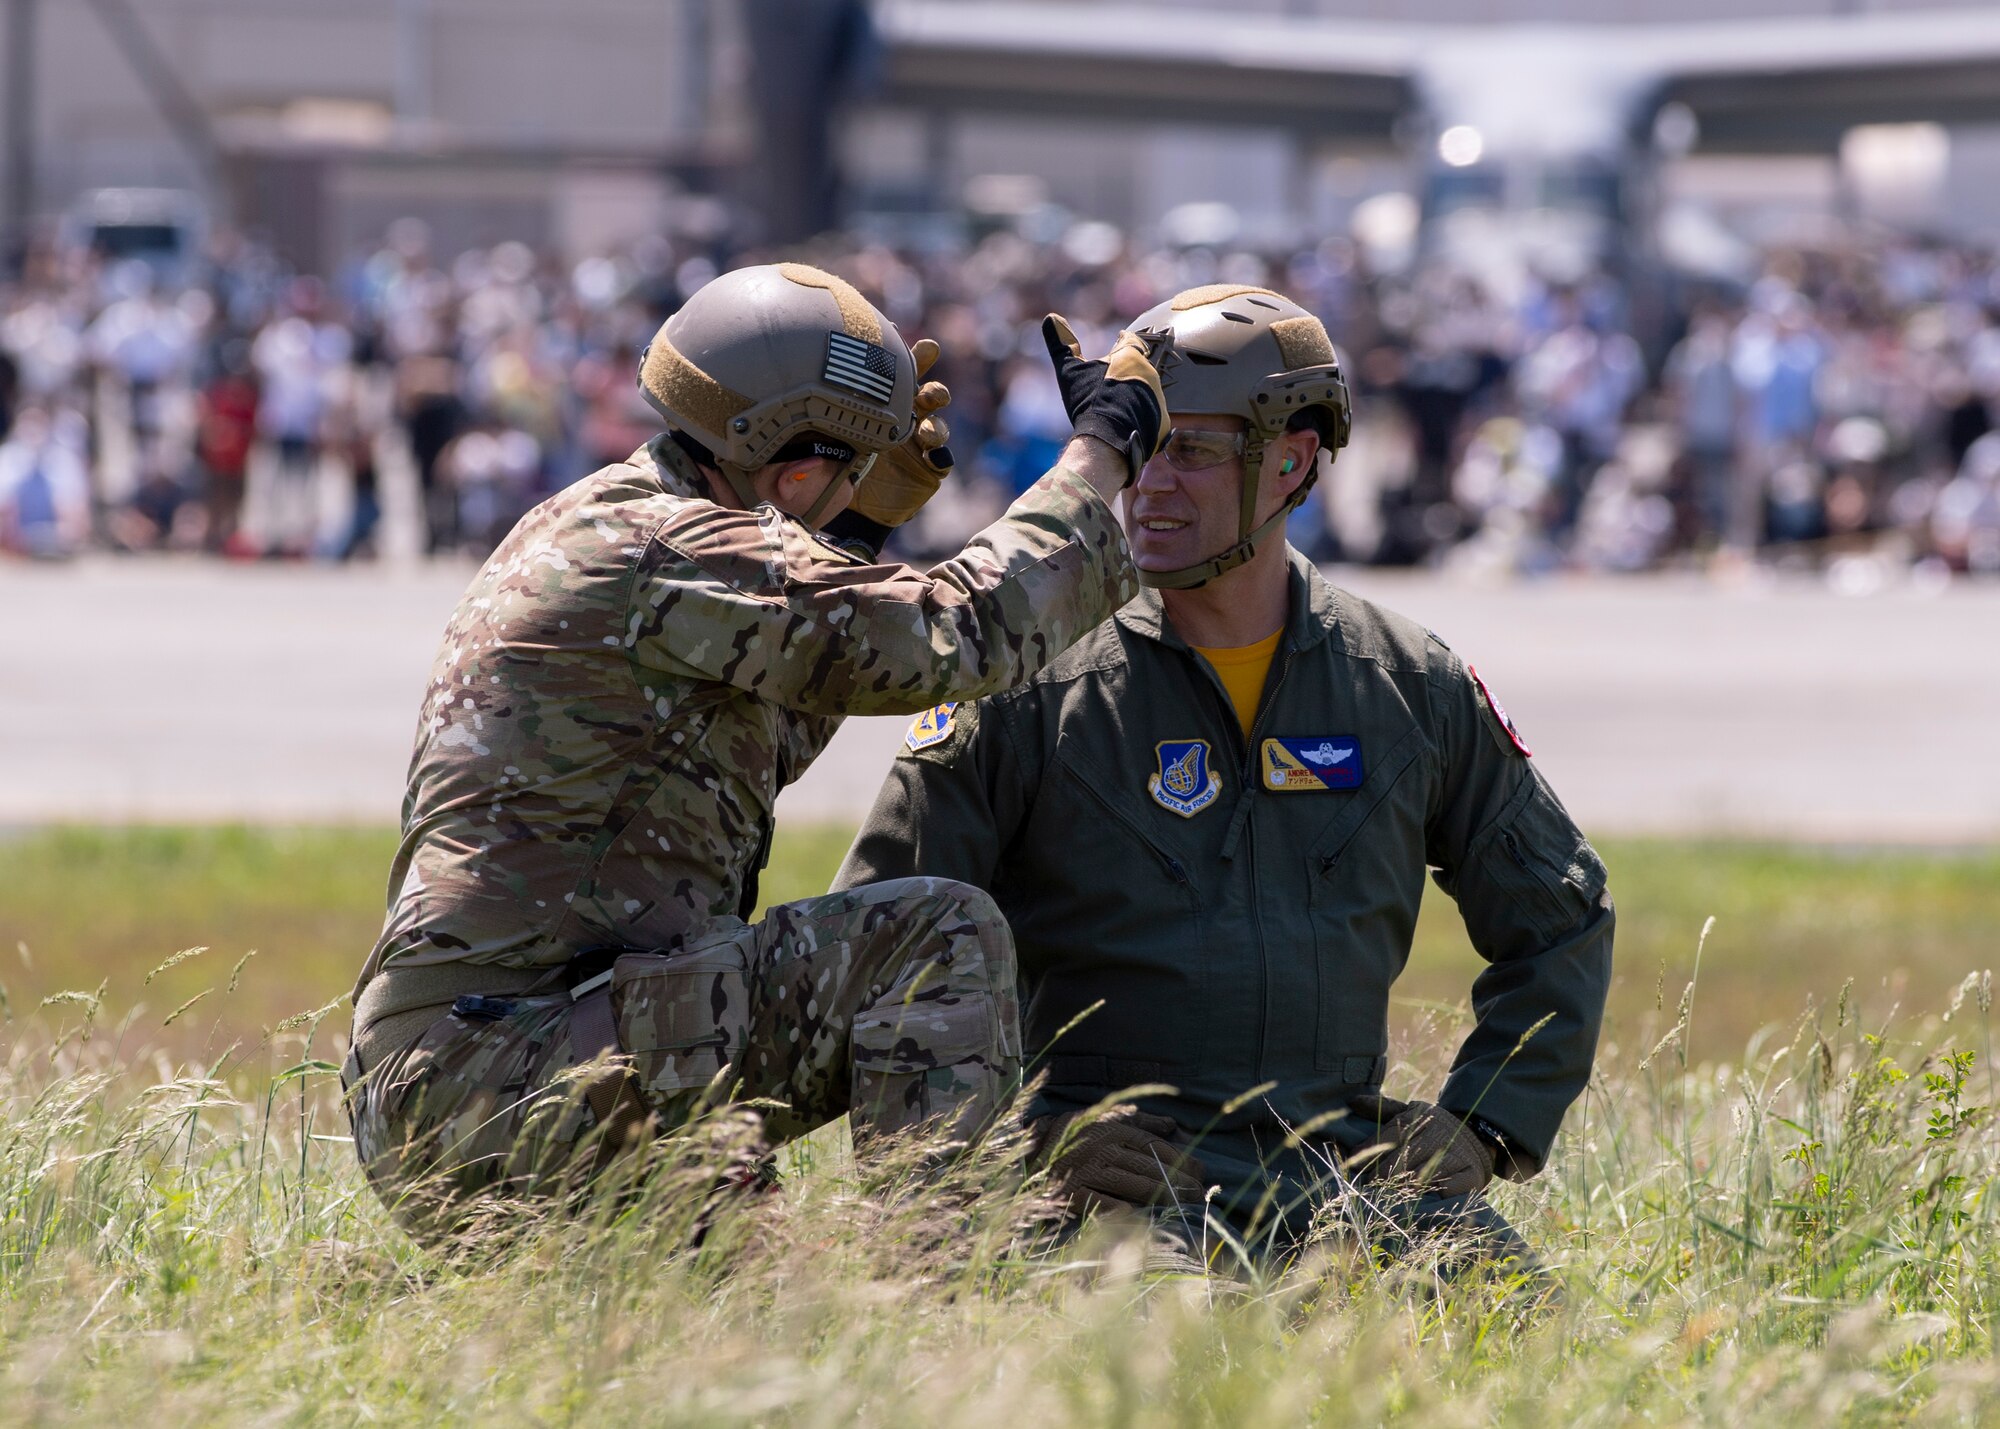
[637,262,919,522]
[1130,285,1352,588]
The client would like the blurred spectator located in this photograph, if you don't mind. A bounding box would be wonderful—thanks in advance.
[2,205,1998,584]
[196,340,258,555]
[397,352,464,554]
[0,403,91,557]
[252,279,349,557]
[440,420,540,556]
[1935,432,2000,574]
[1664,308,1739,548]
[85,261,198,494]
[323,363,390,562]
[0,344,18,439]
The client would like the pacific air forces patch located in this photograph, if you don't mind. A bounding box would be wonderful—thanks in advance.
[1149,739,1221,817]
[1468,665,1532,757]
[1261,736,1364,791]
[904,701,960,752]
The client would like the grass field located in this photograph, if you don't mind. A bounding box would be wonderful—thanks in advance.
[2,825,1995,1065]
[4,827,2000,1423]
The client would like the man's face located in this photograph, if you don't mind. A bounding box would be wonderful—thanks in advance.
[1123,414,1254,575]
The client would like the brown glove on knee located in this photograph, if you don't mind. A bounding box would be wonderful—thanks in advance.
[1363,1100,1496,1199]
[1030,1105,1209,1215]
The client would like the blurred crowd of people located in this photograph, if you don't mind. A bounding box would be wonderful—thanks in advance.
[3,213,1999,581]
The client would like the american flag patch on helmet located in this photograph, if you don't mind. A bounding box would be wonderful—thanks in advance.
[824,331,897,402]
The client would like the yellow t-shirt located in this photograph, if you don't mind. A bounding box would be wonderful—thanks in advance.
[1191,628,1283,742]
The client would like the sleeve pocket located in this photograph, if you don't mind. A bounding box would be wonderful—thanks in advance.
[1476,771,1608,946]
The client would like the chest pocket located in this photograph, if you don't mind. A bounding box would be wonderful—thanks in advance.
[1307,724,1431,1077]
[1047,740,1202,894]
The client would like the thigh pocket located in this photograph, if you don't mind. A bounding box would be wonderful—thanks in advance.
[851,982,1003,1075]
[371,995,578,1192]
[613,940,753,1100]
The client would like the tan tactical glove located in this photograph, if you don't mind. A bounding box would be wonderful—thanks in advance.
[1361,1100,1496,1199]
[848,337,953,527]
[1030,1105,1209,1216]
[1041,316,1171,486]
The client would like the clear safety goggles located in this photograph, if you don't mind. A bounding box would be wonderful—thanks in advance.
[1158,427,1249,473]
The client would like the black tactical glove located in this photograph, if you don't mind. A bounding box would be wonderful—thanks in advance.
[1357,1100,1496,1199]
[1030,1105,1209,1215]
[849,337,954,527]
[1041,315,1171,486]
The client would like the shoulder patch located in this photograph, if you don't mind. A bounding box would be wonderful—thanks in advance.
[901,700,974,760]
[905,702,959,751]
[1468,664,1532,758]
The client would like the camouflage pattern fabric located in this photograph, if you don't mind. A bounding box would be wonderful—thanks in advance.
[352,434,1134,997]
[350,876,1020,1220]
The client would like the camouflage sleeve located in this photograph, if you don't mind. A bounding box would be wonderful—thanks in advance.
[1424,647,1614,1179]
[628,467,1136,717]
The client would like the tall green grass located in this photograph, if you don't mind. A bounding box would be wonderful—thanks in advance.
[5,826,1999,1058]
[6,828,2000,1421]
[4,953,2000,1423]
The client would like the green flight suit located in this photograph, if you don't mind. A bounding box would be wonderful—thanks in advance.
[836,550,1613,1241]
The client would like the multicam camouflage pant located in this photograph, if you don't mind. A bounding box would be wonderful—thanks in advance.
[348,876,1022,1219]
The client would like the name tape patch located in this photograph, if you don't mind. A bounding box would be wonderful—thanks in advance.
[904,701,959,751]
[1261,736,1365,792]
[1149,739,1222,817]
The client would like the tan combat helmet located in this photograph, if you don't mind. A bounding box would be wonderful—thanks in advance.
[1129,285,1352,588]
[637,262,918,521]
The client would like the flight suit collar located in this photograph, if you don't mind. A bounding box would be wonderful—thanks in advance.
[1114,546,1339,656]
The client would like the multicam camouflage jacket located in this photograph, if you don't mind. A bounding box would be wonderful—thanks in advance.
[352,436,1135,1008]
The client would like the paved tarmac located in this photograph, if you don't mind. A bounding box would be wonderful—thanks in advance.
[4,558,1997,842]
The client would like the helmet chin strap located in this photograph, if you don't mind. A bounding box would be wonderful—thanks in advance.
[1136,484,1311,589]
[799,457,872,526]
[714,457,860,526]
[1137,434,1314,591]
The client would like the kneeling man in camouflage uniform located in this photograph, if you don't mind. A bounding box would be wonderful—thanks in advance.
[346,263,1167,1227]
[839,286,1614,1266]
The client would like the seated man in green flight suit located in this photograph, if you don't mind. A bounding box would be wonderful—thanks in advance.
[835,285,1615,1268]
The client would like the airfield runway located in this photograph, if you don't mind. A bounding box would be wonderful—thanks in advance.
[3,557,1997,842]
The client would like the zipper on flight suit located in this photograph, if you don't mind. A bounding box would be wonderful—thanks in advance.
[1182,638,1297,1084]
[1240,647,1296,1082]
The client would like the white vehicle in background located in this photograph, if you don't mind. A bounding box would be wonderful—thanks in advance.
[60,188,206,286]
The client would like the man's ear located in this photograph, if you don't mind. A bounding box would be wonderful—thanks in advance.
[1271,429,1320,499]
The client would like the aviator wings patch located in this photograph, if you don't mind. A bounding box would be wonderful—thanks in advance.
[1262,736,1365,791]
